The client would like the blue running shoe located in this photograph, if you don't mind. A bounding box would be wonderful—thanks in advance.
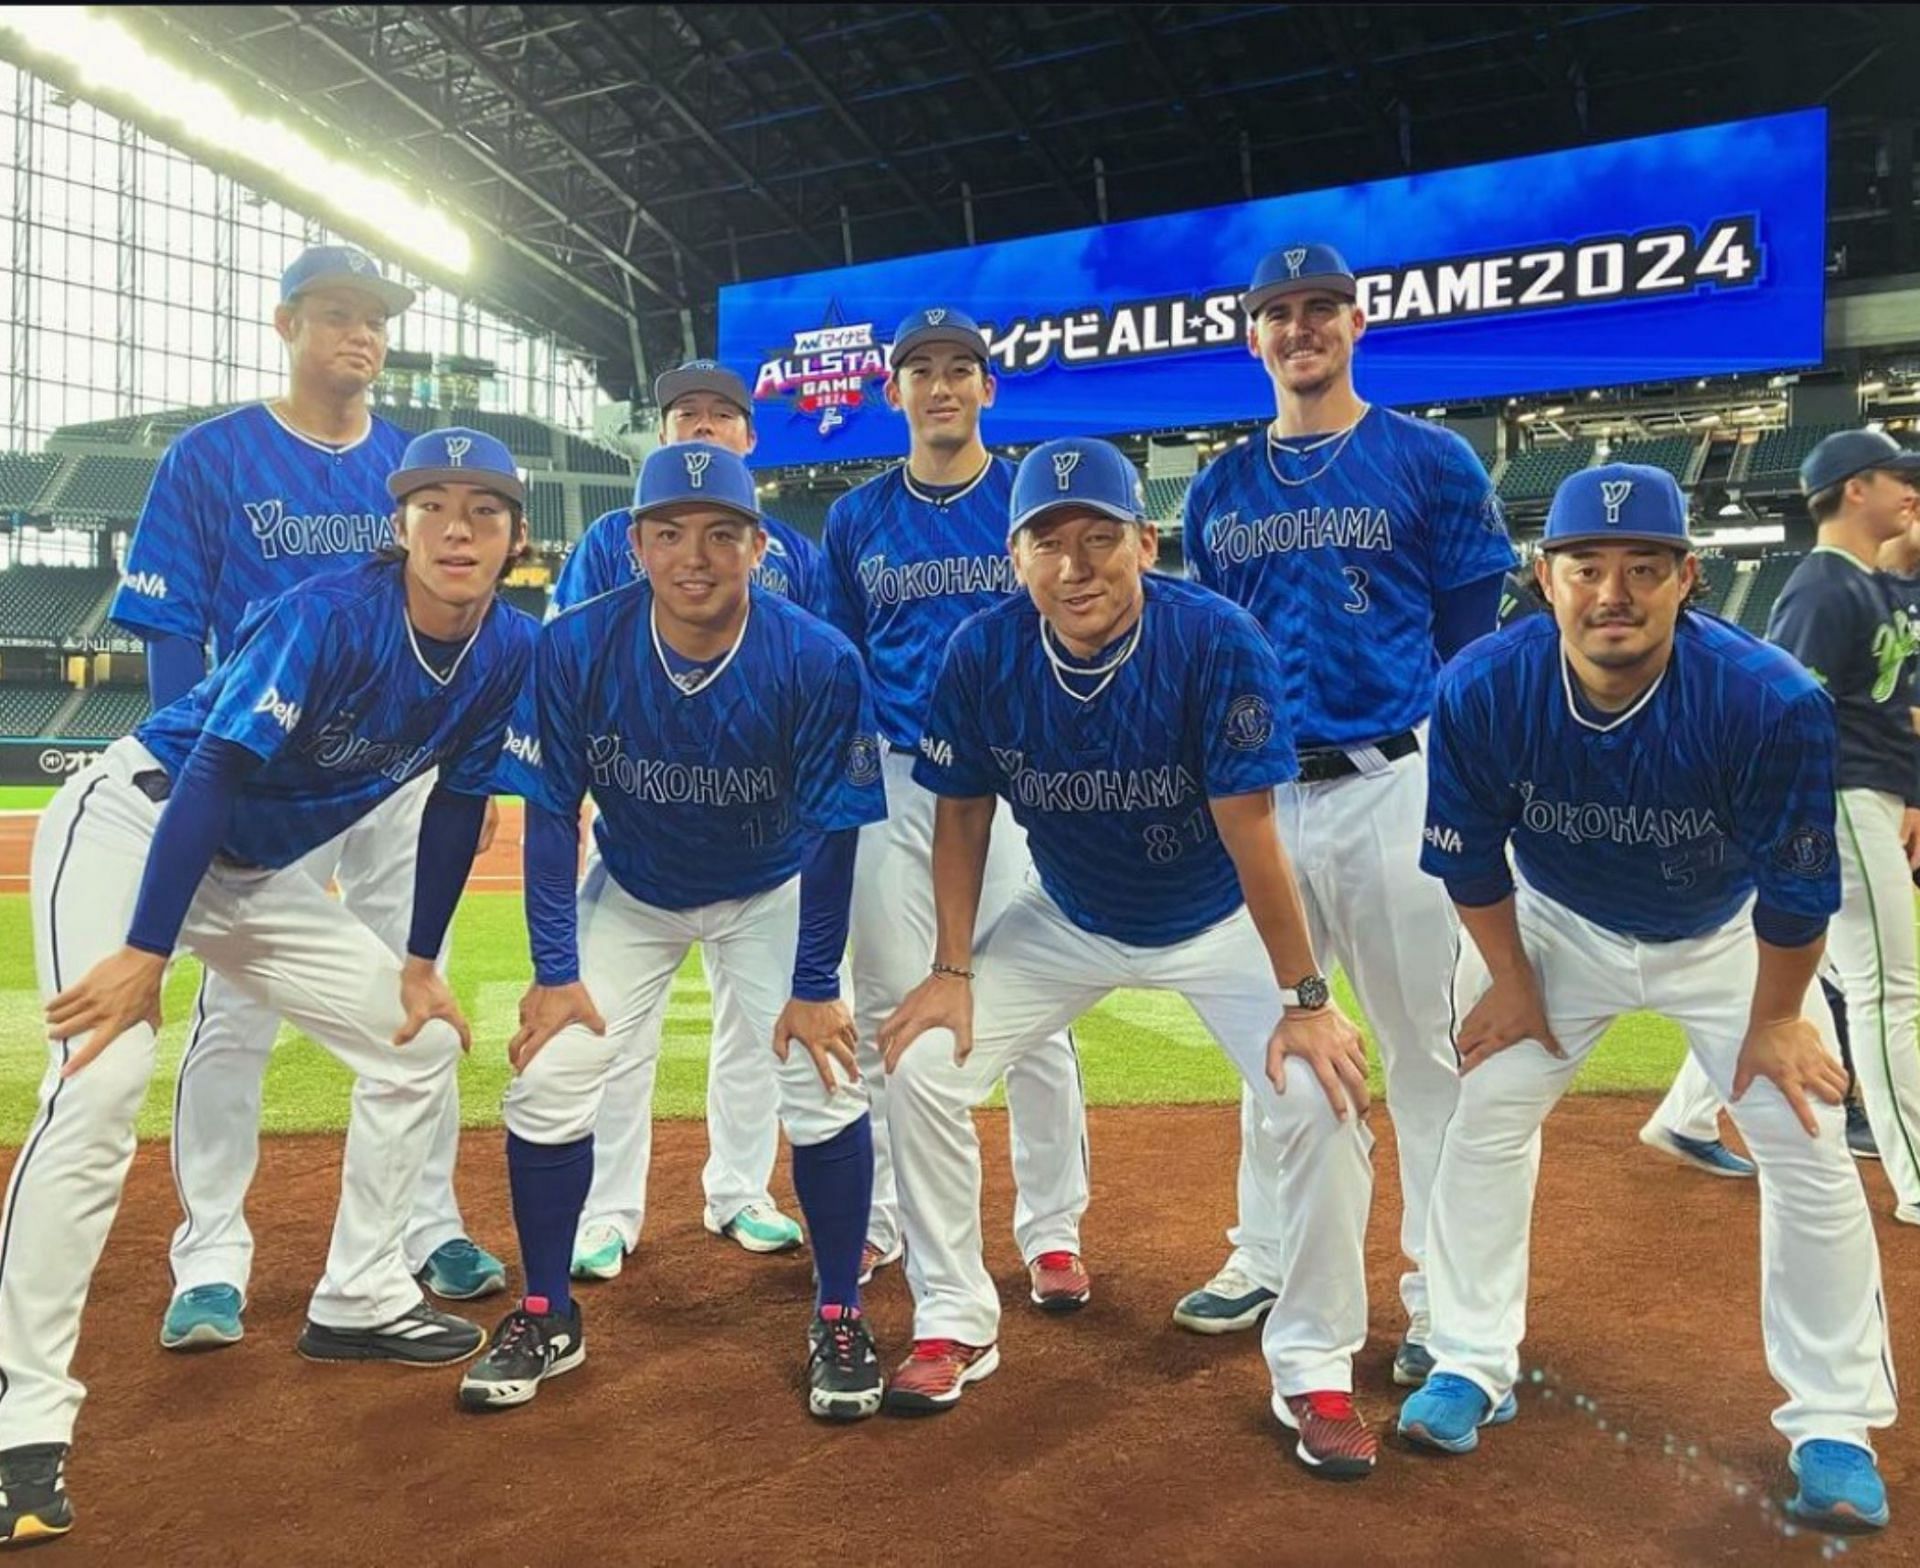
[159,1284,244,1352]
[1637,1124,1756,1179]
[1392,1339,1435,1388]
[1787,1440,1889,1530]
[1397,1373,1517,1454]
[417,1238,508,1301]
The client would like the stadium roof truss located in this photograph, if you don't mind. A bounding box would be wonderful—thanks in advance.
[91,3,1920,404]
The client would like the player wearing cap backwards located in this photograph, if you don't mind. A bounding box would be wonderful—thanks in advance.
[549,360,825,1277]
[1178,245,1515,1378]
[0,430,535,1546]
[1402,464,1895,1532]
[821,307,1092,1306]
[1764,428,1920,1224]
[464,443,888,1421]
[107,247,508,1357]
[878,439,1379,1474]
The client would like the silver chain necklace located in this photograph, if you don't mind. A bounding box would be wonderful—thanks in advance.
[1264,404,1370,489]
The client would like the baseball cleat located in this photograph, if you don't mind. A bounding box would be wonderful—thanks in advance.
[806,1308,884,1422]
[1786,1440,1889,1530]
[1172,1263,1277,1335]
[1847,1101,1880,1162]
[1397,1373,1517,1454]
[416,1237,508,1301]
[297,1300,483,1367]
[859,1238,903,1287]
[1028,1251,1091,1312]
[883,1339,1000,1414]
[159,1283,245,1352]
[1637,1124,1755,1179]
[704,1202,804,1255]
[571,1223,630,1282]
[0,1444,72,1547]
[1392,1339,1435,1388]
[1274,1391,1378,1480]
[459,1297,586,1412]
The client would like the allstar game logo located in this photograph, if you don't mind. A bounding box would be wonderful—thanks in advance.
[752,300,891,440]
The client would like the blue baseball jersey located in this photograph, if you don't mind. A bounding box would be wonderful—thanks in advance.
[821,459,1023,748]
[914,576,1298,947]
[137,560,535,869]
[1182,408,1516,749]
[1421,612,1840,942]
[111,404,410,661]
[549,505,824,617]
[498,582,886,910]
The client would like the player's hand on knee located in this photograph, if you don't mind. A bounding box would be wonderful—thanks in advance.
[1456,970,1565,1074]
[772,996,861,1093]
[47,945,167,1077]
[1901,807,1920,871]
[877,972,974,1074]
[394,957,473,1053]
[1267,1003,1370,1120]
[506,981,606,1073]
[1733,1016,1849,1138]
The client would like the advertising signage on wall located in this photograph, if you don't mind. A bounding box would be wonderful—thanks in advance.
[718,110,1827,469]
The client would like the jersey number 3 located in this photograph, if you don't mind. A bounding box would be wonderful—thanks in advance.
[1341,567,1371,616]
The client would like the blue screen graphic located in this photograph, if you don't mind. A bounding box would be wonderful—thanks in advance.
[718,110,1827,469]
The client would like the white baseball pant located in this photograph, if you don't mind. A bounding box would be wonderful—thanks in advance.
[1,739,462,1448]
[1223,748,1460,1341]
[850,750,1089,1260]
[505,862,867,1157]
[1644,1051,1727,1145]
[889,885,1372,1393]
[1427,885,1896,1452]
[167,766,473,1294]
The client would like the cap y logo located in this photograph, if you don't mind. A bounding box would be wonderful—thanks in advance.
[684,450,712,488]
[1600,479,1634,526]
[444,436,472,467]
[1052,450,1082,491]
[346,250,370,274]
[1284,247,1308,278]
[925,308,948,326]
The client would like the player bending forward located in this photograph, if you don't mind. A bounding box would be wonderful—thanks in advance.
[878,439,1378,1476]
[463,444,889,1421]
[1402,464,1897,1532]
[0,430,535,1547]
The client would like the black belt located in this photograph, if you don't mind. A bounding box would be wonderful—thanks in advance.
[132,768,172,803]
[1294,730,1419,785]
[888,742,918,758]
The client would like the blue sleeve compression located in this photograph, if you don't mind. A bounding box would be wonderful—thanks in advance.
[792,828,858,1002]
[1431,571,1508,662]
[146,632,207,710]
[407,785,488,962]
[125,734,261,956]
[525,803,583,986]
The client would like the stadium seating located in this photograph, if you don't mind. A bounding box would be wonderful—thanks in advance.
[377,404,440,435]
[565,435,633,476]
[579,483,631,523]
[61,685,150,738]
[0,453,63,513]
[769,490,833,538]
[528,479,568,545]
[1745,425,1852,486]
[445,409,554,461]
[51,414,145,444]
[146,403,241,442]
[0,565,115,642]
[0,684,71,737]
[54,454,159,519]
[501,583,550,620]
[1607,435,1698,484]
[1497,440,1595,504]
[1144,475,1190,520]
[1735,550,1808,634]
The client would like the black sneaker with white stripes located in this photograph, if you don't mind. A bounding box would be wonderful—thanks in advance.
[459,1297,586,1411]
[0,1443,73,1546]
[807,1309,884,1421]
[296,1300,483,1366]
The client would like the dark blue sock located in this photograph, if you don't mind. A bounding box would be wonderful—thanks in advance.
[791,1114,873,1315]
[506,1130,593,1316]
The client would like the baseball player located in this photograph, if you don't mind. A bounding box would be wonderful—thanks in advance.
[1401,464,1895,1532]
[877,439,1379,1477]
[0,430,536,1547]
[108,246,505,1357]
[462,443,889,1421]
[821,307,1091,1303]
[1765,428,1920,1224]
[548,360,825,1277]
[1177,244,1514,1374]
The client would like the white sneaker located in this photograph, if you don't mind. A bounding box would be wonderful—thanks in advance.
[703,1201,804,1255]
[571,1222,630,1281]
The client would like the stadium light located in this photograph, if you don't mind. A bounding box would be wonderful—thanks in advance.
[1861,380,1888,395]
[0,5,472,276]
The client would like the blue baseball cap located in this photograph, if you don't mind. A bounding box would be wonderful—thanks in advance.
[654,359,752,418]
[631,441,761,525]
[1799,428,1920,498]
[387,428,524,506]
[1541,463,1691,552]
[1243,243,1358,316]
[1009,438,1148,542]
[280,244,415,316]
[888,306,991,371]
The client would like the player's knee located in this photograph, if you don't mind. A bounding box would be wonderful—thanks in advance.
[49,1025,159,1124]
[502,1078,597,1146]
[780,1079,870,1148]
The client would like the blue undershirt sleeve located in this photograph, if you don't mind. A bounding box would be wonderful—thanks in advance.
[1431,571,1508,662]
[1752,903,1828,949]
[145,632,207,710]
[525,803,582,986]
[125,734,262,956]
[792,828,859,1002]
[407,785,488,962]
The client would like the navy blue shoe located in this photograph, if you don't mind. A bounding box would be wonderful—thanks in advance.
[1787,1440,1889,1530]
[1392,1339,1435,1388]
[1397,1373,1517,1454]
[1172,1264,1277,1335]
[1847,1100,1880,1162]
[1638,1124,1756,1179]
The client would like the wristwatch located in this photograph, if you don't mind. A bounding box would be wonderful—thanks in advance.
[1279,973,1331,1011]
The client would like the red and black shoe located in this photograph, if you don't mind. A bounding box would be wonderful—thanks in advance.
[1274,1391,1378,1480]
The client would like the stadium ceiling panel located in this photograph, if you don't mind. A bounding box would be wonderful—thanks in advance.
[115,4,1920,405]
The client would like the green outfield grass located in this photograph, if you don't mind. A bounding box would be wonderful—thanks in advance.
[0,890,1703,1146]
[0,786,56,809]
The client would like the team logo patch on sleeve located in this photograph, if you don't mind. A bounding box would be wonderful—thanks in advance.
[1773,824,1836,877]
[1481,492,1507,535]
[845,733,882,787]
[1223,695,1275,751]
